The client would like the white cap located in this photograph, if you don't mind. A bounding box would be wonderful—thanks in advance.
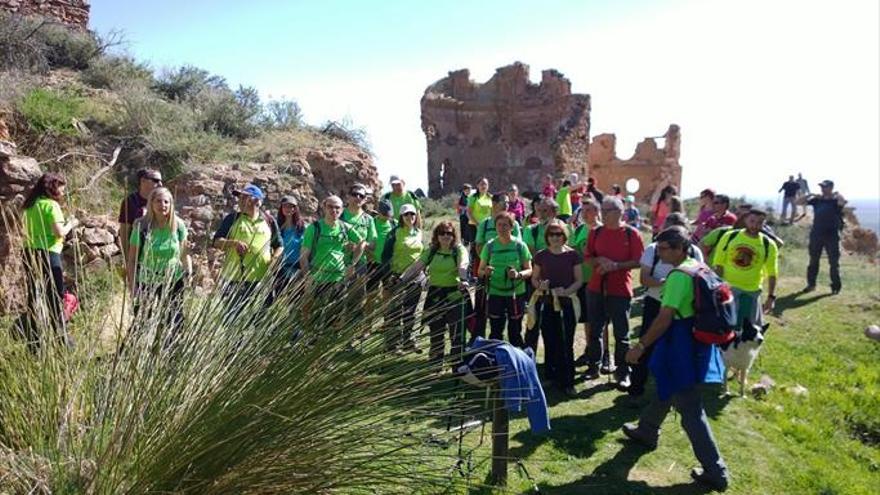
[389,175,403,185]
[400,203,417,215]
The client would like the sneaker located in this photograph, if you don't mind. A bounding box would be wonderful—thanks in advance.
[615,373,631,390]
[690,467,729,491]
[621,423,658,450]
[831,286,841,295]
[584,367,600,380]
[803,285,816,293]
[600,362,616,375]
[574,353,589,367]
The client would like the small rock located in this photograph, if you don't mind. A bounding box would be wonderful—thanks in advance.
[865,325,880,342]
[788,384,809,396]
[81,227,115,246]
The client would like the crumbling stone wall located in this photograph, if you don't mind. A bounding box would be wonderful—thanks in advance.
[0,0,90,29]
[588,124,683,205]
[421,62,590,197]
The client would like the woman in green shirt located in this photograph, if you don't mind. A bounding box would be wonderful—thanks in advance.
[127,187,191,337]
[478,211,532,348]
[403,220,470,367]
[382,203,425,353]
[20,173,77,349]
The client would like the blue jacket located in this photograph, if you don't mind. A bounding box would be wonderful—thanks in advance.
[649,317,725,401]
[471,337,550,434]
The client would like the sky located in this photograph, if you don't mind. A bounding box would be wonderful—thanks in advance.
[90,0,880,200]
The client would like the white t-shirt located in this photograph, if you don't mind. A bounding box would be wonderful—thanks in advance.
[640,243,705,301]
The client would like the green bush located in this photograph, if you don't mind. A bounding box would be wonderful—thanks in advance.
[260,98,303,130]
[17,88,83,136]
[81,55,153,90]
[153,65,226,102]
[0,14,103,72]
[192,85,261,140]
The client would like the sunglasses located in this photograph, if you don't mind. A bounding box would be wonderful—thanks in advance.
[403,212,417,217]
[350,193,365,199]
[149,178,162,185]
[547,232,566,238]
[438,231,454,236]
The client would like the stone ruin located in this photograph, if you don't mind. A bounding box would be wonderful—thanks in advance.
[421,62,590,198]
[588,124,683,205]
[0,0,90,29]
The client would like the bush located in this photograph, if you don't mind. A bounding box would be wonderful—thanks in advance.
[81,55,153,90]
[320,118,372,154]
[192,85,261,140]
[260,98,303,130]
[17,88,83,136]
[0,14,105,72]
[152,65,226,102]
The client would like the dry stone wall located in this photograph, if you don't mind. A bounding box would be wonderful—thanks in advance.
[0,0,90,29]
[421,62,590,197]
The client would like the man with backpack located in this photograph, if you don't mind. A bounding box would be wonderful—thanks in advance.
[299,195,366,294]
[383,175,422,226]
[803,179,846,294]
[713,209,779,329]
[630,213,704,398]
[342,184,377,289]
[622,226,730,491]
[213,184,283,302]
[584,196,645,385]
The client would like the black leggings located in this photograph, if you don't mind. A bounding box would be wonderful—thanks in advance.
[424,286,467,365]
[537,296,577,388]
[19,249,69,351]
[487,294,526,348]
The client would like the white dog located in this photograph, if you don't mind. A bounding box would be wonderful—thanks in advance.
[722,320,770,397]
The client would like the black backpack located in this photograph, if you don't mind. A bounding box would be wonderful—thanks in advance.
[671,262,737,345]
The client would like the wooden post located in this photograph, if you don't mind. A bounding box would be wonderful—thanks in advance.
[490,387,509,486]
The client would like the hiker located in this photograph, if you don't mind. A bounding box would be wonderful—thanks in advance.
[610,184,623,197]
[467,178,493,272]
[631,213,704,398]
[555,179,574,221]
[300,195,365,294]
[476,193,522,257]
[803,179,846,294]
[531,219,583,396]
[403,220,470,367]
[713,209,779,330]
[383,175,422,226]
[586,177,604,203]
[584,196,645,385]
[382,203,425,353]
[622,226,730,491]
[796,173,810,216]
[668,195,684,216]
[478,211,533,347]
[275,195,305,293]
[127,187,191,338]
[690,189,716,241]
[695,194,736,243]
[624,194,641,229]
[507,184,526,225]
[214,184,283,304]
[541,174,556,199]
[342,184,377,293]
[118,168,162,269]
[570,197,601,365]
[367,198,396,292]
[779,175,801,224]
[700,201,751,264]
[457,183,474,246]
[524,198,566,255]
[651,185,678,235]
[20,172,77,349]
[569,173,584,212]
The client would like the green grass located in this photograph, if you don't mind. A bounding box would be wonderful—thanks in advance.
[17,87,85,136]
[443,226,880,494]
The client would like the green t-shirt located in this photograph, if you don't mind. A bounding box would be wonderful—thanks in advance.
[420,244,469,288]
[302,219,364,283]
[479,238,532,296]
[385,191,421,218]
[568,223,595,282]
[130,217,187,284]
[23,197,65,253]
[219,214,275,282]
[556,186,572,216]
[390,226,424,275]
[341,209,376,266]
[700,226,733,265]
[475,216,522,246]
[660,257,699,319]
[713,230,779,292]
[467,193,493,226]
[372,217,396,263]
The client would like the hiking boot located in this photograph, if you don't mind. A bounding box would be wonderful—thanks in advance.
[621,423,658,450]
[831,286,841,295]
[584,366,600,380]
[803,285,816,293]
[690,467,729,491]
[574,353,589,367]
[615,372,631,390]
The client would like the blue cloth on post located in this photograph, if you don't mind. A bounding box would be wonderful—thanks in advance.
[648,317,725,401]
[470,337,550,434]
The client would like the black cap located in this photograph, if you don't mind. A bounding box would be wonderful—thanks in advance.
[819,180,834,188]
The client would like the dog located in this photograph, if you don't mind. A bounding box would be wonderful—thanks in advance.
[721,319,770,397]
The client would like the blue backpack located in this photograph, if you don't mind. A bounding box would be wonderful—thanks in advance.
[672,262,737,345]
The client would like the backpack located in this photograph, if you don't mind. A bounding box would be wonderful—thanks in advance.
[308,219,350,263]
[720,229,770,261]
[650,243,698,277]
[425,243,461,267]
[381,225,421,267]
[671,262,737,345]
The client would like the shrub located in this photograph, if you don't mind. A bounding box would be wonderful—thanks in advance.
[81,55,153,90]
[17,88,83,136]
[260,98,303,130]
[192,85,261,139]
[320,118,372,154]
[0,14,108,72]
[153,65,226,102]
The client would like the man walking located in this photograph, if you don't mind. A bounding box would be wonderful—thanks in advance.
[796,173,810,217]
[584,196,644,385]
[804,180,846,294]
[300,195,366,294]
[778,175,800,224]
[623,226,730,491]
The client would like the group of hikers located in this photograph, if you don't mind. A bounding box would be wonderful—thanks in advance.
[17,166,849,491]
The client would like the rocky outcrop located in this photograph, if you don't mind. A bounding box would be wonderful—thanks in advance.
[421,62,590,197]
[588,124,683,206]
[0,0,90,30]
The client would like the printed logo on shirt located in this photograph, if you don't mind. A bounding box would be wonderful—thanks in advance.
[733,244,757,269]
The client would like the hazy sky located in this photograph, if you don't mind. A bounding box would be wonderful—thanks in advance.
[91,0,879,199]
